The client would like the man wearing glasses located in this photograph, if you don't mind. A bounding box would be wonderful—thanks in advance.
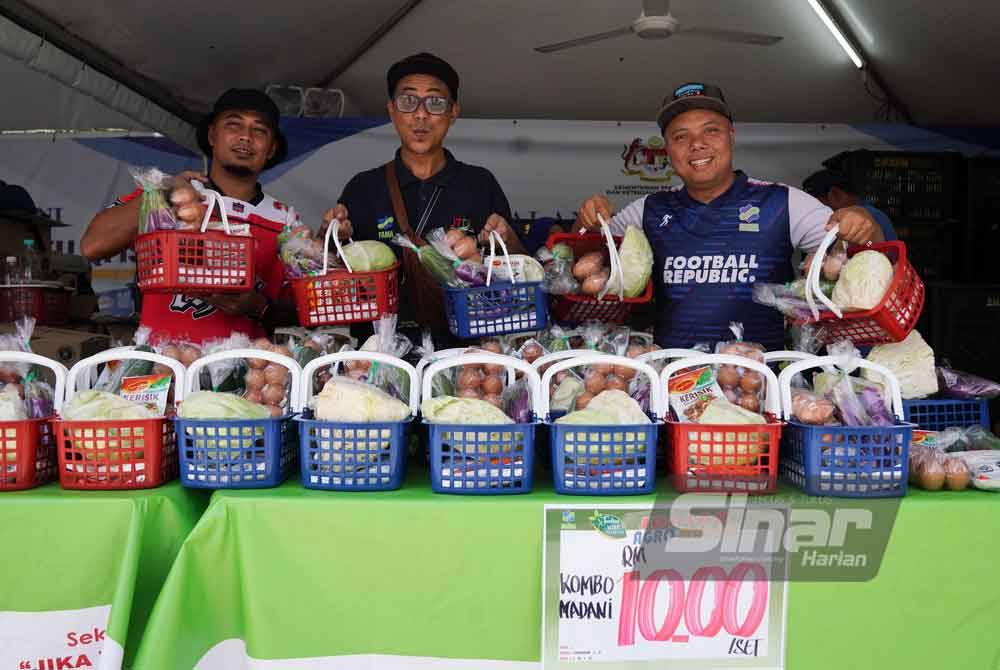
[323,52,523,336]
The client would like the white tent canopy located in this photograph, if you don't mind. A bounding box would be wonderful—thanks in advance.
[0,0,996,146]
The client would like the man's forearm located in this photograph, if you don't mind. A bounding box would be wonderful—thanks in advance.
[81,198,140,261]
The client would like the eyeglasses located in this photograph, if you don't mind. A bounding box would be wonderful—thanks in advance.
[393,94,451,115]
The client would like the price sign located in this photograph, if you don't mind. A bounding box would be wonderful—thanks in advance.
[542,505,787,669]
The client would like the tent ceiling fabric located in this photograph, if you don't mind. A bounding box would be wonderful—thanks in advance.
[0,0,996,130]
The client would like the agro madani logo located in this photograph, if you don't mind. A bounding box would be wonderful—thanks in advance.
[622,136,675,183]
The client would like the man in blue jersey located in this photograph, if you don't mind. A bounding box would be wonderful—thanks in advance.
[575,83,884,350]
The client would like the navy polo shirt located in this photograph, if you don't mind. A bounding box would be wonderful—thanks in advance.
[338,149,513,243]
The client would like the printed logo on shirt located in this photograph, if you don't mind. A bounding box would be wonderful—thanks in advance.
[232,202,245,214]
[169,294,217,320]
[376,216,396,241]
[739,204,761,223]
[662,254,758,285]
[660,213,673,227]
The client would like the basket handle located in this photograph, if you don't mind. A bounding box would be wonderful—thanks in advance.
[183,349,303,412]
[538,353,664,420]
[485,230,515,287]
[635,348,703,365]
[596,214,625,301]
[416,348,519,387]
[660,353,781,417]
[321,220,354,275]
[301,351,419,415]
[530,349,593,371]
[194,185,232,235]
[777,355,905,422]
[67,350,188,405]
[0,351,68,413]
[761,350,822,365]
[420,352,542,418]
[806,224,843,320]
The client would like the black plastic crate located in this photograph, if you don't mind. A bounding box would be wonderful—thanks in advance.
[893,222,955,281]
[824,150,965,222]
[918,281,1000,384]
[964,158,1000,282]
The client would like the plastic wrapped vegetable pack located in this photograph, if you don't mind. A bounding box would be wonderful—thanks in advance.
[555,390,649,425]
[421,396,514,424]
[178,391,270,420]
[63,390,158,420]
[831,250,894,311]
[862,330,938,399]
[0,385,27,420]
[618,225,653,298]
[339,240,397,272]
[936,367,1000,400]
[312,377,409,423]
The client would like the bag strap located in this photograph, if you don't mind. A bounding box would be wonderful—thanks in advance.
[384,162,420,244]
[384,161,444,245]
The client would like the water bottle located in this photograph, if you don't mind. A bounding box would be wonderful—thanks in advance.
[3,256,20,285]
[22,239,42,282]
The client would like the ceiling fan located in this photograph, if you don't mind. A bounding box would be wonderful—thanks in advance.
[534,0,783,54]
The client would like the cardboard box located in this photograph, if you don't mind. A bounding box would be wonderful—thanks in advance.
[28,327,110,368]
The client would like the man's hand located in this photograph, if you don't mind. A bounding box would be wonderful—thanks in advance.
[319,204,353,241]
[168,172,209,229]
[478,214,526,253]
[203,292,268,319]
[575,194,614,231]
[826,206,884,246]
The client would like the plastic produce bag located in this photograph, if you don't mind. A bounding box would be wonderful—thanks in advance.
[618,224,653,298]
[94,326,155,394]
[132,167,178,233]
[391,234,458,286]
[714,322,767,415]
[0,317,36,382]
[0,385,27,420]
[63,390,157,420]
[200,333,253,393]
[312,377,409,422]
[178,391,271,420]
[936,367,1000,400]
[831,250,894,311]
[501,377,533,424]
[790,389,836,425]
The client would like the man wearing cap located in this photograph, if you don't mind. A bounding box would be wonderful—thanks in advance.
[802,169,897,242]
[576,83,884,350]
[81,89,298,343]
[321,52,522,337]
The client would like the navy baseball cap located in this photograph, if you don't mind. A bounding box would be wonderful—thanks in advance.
[197,88,288,169]
[387,52,460,101]
[657,82,733,132]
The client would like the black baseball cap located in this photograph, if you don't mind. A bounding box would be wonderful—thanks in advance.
[657,82,733,133]
[0,182,67,227]
[387,53,459,101]
[802,169,857,198]
[196,88,288,169]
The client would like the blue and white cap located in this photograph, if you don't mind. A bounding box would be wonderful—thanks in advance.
[657,82,732,132]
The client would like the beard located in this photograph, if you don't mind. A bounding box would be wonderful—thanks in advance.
[219,161,257,177]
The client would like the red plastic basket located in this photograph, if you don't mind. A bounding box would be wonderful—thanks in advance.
[664,417,782,493]
[0,284,70,326]
[53,417,177,490]
[545,233,653,325]
[134,230,255,294]
[290,262,399,326]
[795,241,924,346]
[0,418,57,491]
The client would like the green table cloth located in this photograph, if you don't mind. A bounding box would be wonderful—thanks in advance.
[0,482,209,670]
[134,474,1000,669]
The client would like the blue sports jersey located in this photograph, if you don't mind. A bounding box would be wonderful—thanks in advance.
[611,171,831,350]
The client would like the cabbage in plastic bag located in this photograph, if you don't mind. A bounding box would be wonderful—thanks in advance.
[619,225,653,298]
[340,240,396,272]
[831,250,893,311]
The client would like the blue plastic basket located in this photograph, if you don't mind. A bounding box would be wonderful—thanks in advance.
[175,416,298,488]
[549,419,658,495]
[298,415,409,491]
[781,421,911,498]
[427,421,536,494]
[902,398,990,431]
[443,281,547,339]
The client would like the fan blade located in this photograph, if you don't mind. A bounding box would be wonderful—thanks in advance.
[534,26,634,53]
[642,0,671,16]
[675,25,783,45]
